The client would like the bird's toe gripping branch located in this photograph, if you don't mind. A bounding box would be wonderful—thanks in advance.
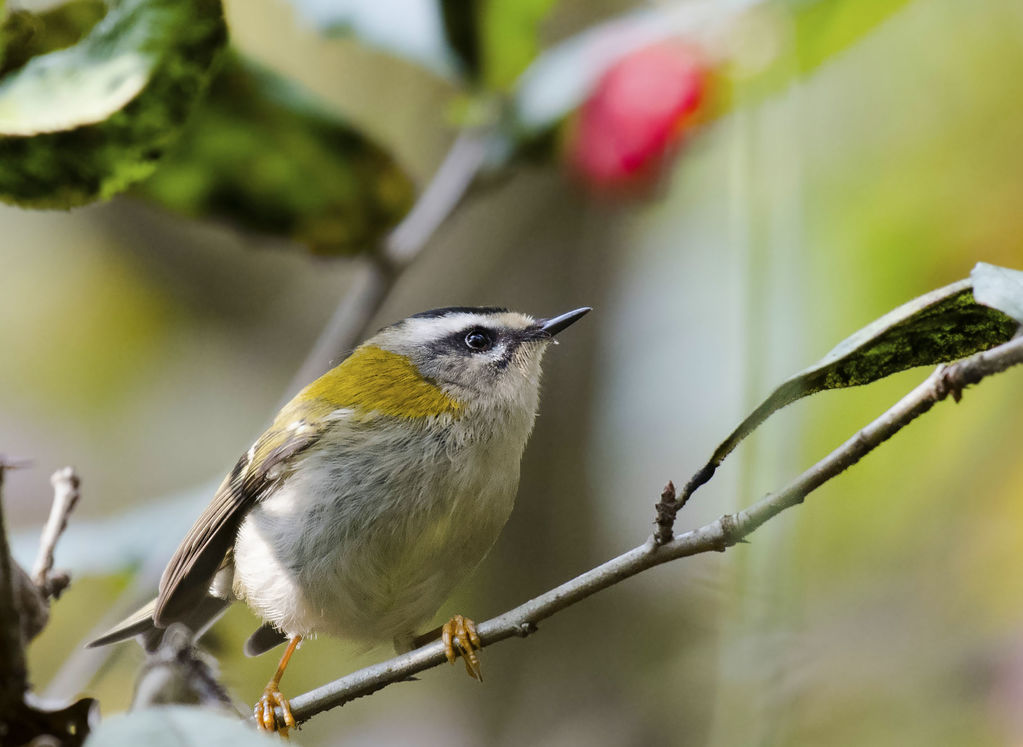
[442,614,483,681]
[254,635,301,736]
[255,684,296,736]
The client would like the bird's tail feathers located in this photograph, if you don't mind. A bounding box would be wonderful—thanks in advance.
[87,598,158,648]
[87,595,230,651]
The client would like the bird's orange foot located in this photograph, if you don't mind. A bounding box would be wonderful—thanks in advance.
[254,682,296,736]
[442,614,483,681]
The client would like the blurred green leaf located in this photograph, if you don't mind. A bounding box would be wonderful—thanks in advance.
[135,53,415,256]
[0,0,227,208]
[438,0,479,77]
[482,0,557,90]
[510,2,731,135]
[787,0,916,75]
[284,0,459,79]
[84,706,277,746]
[284,0,555,91]
[0,0,106,75]
[510,0,915,137]
[685,274,1019,496]
[464,0,557,90]
[972,262,1023,324]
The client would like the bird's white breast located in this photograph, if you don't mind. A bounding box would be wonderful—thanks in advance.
[231,405,533,644]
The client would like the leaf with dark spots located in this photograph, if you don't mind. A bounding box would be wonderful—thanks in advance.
[134,53,415,256]
[682,268,1020,503]
[0,0,227,208]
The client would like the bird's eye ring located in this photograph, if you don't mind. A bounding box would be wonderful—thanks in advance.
[464,328,494,352]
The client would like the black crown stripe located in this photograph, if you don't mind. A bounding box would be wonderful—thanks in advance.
[408,306,509,320]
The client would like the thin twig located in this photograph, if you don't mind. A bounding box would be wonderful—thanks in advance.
[283,129,491,396]
[0,461,96,744]
[278,334,1023,726]
[281,256,396,400]
[32,467,80,598]
[384,129,490,267]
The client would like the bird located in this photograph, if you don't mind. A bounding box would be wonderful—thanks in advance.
[89,305,591,733]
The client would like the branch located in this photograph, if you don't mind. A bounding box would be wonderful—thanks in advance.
[132,624,240,713]
[32,467,81,599]
[279,333,1023,726]
[279,256,395,401]
[0,463,103,743]
[383,129,490,268]
[282,129,490,395]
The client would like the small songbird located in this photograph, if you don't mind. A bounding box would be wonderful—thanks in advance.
[90,305,590,733]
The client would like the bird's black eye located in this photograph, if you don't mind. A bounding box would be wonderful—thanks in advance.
[464,328,494,352]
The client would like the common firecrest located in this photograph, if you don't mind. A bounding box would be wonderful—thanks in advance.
[90,305,590,732]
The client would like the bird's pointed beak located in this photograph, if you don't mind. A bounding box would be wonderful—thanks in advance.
[539,307,592,336]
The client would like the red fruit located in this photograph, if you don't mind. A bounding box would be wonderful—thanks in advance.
[568,42,708,192]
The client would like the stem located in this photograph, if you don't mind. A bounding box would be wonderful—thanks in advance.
[282,129,491,397]
[32,467,81,596]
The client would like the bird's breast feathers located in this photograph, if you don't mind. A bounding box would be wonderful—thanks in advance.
[231,405,529,641]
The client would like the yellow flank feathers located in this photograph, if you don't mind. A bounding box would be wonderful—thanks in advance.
[300,345,462,419]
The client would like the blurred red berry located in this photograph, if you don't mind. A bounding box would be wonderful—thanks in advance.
[567,42,708,193]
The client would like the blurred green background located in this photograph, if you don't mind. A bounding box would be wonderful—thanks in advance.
[3,0,1023,745]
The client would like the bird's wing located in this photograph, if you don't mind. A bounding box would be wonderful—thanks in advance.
[153,422,321,627]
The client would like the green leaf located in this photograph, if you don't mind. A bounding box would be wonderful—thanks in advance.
[440,0,560,90]
[285,0,459,79]
[135,54,415,256]
[480,0,558,91]
[510,2,725,134]
[972,262,1023,324]
[787,0,917,76]
[438,0,480,77]
[0,0,227,208]
[283,0,556,91]
[510,0,916,137]
[682,274,1020,499]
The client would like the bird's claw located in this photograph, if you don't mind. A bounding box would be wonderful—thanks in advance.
[442,614,483,681]
[254,683,296,737]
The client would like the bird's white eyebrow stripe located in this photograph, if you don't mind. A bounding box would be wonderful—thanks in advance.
[398,312,535,345]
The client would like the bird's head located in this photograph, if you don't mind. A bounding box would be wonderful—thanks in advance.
[296,306,590,423]
[369,306,591,415]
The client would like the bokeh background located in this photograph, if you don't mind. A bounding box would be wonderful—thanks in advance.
[3,0,1023,744]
